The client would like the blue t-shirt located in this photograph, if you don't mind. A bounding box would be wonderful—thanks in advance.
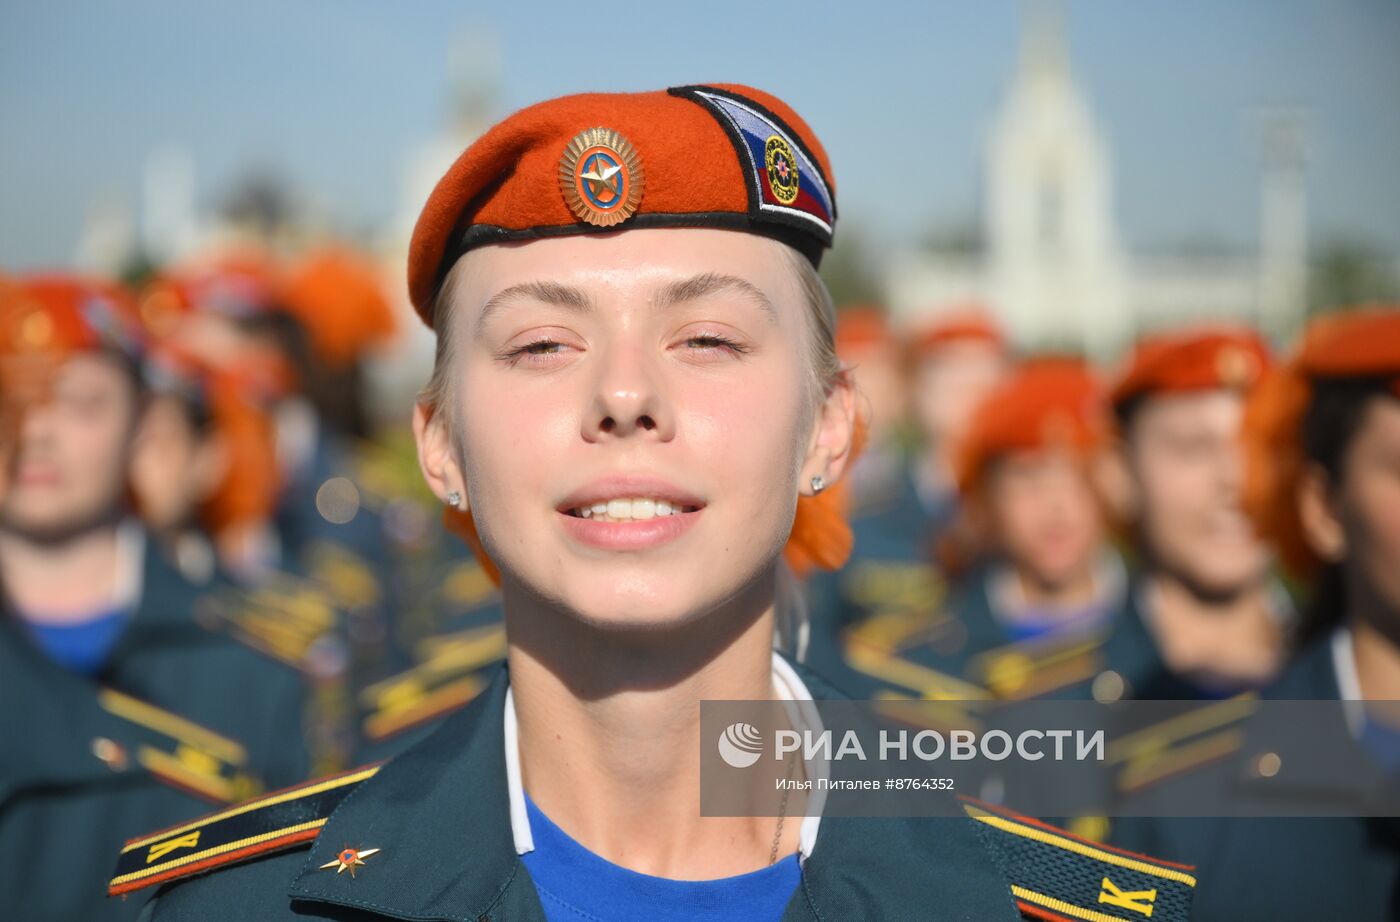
[520,794,801,922]
[23,608,128,676]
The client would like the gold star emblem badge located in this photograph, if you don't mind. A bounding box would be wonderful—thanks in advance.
[559,127,645,227]
[320,846,380,877]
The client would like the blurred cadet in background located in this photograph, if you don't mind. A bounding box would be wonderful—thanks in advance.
[847,357,1127,700]
[803,308,1012,696]
[159,248,404,684]
[831,306,910,509]
[1095,327,1290,702]
[801,306,936,694]
[129,276,360,773]
[1109,306,1400,920]
[0,273,310,920]
[908,309,1011,542]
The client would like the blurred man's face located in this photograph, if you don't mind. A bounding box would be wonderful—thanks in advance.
[986,450,1104,591]
[1,354,141,541]
[1126,390,1269,598]
[912,342,1007,453]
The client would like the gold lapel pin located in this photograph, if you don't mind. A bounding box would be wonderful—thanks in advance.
[320,846,380,877]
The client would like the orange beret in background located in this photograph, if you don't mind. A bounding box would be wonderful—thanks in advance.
[165,246,284,319]
[1242,306,1400,577]
[1110,326,1272,409]
[910,307,1007,359]
[280,246,398,367]
[834,305,897,358]
[954,357,1107,496]
[407,84,837,325]
[3,274,144,363]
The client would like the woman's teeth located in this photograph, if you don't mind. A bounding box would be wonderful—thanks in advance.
[569,498,696,521]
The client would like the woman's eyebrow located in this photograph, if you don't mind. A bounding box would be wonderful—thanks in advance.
[475,280,592,333]
[653,272,778,324]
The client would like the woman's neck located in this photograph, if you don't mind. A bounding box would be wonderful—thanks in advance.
[0,524,123,622]
[1344,556,1400,699]
[1146,574,1284,686]
[1350,618,1400,700]
[506,580,798,880]
[1012,563,1099,612]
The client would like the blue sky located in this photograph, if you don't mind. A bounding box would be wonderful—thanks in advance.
[2,0,1397,269]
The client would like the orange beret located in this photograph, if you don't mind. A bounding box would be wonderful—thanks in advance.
[407,84,836,326]
[1110,326,1272,409]
[834,305,896,357]
[911,308,1006,359]
[166,246,284,319]
[954,357,1107,495]
[281,246,398,367]
[1242,306,1400,577]
[3,274,143,361]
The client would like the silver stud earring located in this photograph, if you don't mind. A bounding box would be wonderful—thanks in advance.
[809,475,825,495]
[445,491,462,509]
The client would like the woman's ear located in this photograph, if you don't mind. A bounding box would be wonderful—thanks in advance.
[413,400,468,508]
[1298,463,1347,562]
[800,372,857,496]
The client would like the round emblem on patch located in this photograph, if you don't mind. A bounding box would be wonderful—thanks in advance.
[764,135,801,205]
[558,127,645,227]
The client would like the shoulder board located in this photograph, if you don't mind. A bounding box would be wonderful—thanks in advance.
[845,606,953,656]
[304,541,382,608]
[195,582,341,672]
[844,559,944,613]
[1108,694,1257,795]
[844,640,991,701]
[108,763,380,898]
[97,688,262,805]
[969,632,1108,700]
[441,560,500,610]
[359,625,504,742]
[963,799,1196,922]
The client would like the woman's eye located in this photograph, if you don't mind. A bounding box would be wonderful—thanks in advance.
[681,334,747,354]
[501,338,571,366]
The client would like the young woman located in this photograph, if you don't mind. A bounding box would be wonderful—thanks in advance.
[116,85,1196,922]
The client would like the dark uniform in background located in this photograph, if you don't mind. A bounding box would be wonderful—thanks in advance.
[0,275,311,920]
[1108,308,1400,919]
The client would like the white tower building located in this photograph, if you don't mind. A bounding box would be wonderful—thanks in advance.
[986,4,1128,357]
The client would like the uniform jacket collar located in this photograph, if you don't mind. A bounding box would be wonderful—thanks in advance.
[287,658,1021,921]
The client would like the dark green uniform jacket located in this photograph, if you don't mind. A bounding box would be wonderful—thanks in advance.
[0,537,310,921]
[126,661,1197,921]
[1110,631,1400,921]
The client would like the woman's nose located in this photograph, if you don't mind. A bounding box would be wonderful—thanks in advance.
[583,345,675,442]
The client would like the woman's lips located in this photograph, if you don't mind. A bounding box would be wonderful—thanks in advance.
[557,506,702,551]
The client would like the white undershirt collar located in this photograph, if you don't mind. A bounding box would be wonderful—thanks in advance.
[504,651,824,863]
[1331,626,1365,737]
